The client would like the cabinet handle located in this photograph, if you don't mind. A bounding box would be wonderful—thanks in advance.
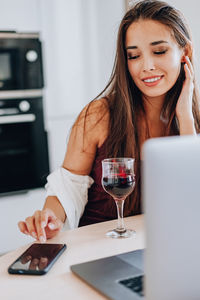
[0,114,36,124]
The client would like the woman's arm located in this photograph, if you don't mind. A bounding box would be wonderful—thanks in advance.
[177,116,196,135]
[43,195,66,223]
[18,99,109,242]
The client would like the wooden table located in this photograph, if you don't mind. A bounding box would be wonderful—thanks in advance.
[0,215,145,300]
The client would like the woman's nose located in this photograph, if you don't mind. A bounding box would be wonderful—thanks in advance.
[142,57,155,72]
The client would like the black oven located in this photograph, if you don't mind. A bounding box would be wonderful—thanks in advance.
[0,32,43,91]
[0,96,49,194]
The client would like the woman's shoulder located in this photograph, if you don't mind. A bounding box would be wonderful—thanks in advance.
[77,98,109,122]
[74,98,110,147]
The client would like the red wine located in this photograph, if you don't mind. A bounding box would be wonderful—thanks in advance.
[102,175,135,199]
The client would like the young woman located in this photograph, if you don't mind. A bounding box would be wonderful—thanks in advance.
[18,0,200,242]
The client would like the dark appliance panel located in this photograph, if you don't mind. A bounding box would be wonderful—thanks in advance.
[0,97,49,194]
[0,32,43,91]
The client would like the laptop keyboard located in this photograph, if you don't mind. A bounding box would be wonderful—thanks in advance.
[119,275,144,297]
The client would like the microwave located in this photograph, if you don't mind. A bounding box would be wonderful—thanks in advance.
[0,31,44,91]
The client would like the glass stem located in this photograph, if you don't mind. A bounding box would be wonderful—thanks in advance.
[114,199,126,232]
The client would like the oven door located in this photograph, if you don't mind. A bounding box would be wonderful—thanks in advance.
[0,111,49,194]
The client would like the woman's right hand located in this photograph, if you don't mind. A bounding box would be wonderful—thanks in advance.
[18,208,63,243]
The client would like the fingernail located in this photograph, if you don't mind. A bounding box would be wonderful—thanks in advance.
[39,236,46,243]
[41,221,46,228]
[31,232,37,238]
[48,223,55,230]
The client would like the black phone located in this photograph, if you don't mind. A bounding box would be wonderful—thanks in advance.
[8,243,66,275]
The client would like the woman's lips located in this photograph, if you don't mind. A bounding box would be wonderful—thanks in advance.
[142,75,164,87]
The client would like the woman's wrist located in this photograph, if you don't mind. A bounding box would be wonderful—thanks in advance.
[177,115,196,135]
[43,196,67,223]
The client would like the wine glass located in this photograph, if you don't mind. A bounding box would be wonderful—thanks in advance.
[101,157,136,238]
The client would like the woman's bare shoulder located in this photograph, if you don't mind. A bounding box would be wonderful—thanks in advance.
[74,98,109,146]
[75,98,109,124]
[63,98,109,174]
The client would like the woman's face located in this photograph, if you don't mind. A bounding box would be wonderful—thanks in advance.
[125,19,184,101]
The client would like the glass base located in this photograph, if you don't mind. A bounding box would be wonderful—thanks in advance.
[106,228,136,238]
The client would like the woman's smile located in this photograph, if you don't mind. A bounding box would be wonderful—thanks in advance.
[142,75,164,87]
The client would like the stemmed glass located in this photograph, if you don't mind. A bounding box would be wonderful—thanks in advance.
[101,157,136,238]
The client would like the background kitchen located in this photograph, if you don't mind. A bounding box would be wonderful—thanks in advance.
[0,0,199,255]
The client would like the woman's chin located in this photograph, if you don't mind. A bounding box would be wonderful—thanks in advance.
[141,90,167,100]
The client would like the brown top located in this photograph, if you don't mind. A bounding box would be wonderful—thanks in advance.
[79,140,141,226]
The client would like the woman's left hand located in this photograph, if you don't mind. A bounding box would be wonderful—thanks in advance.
[175,56,194,121]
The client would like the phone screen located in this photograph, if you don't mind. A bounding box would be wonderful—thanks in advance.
[8,243,66,275]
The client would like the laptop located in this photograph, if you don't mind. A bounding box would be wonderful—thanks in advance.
[71,135,200,300]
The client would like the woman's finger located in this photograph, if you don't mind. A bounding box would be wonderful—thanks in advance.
[29,258,39,270]
[18,221,29,235]
[48,218,63,231]
[38,257,48,270]
[20,255,32,265]
[41,208,57,228]
[24,216,37,239]
[184,63,194,94]
[184,63,191,78]
[184,56,194,79]
[183,64,194,88]
[34,210,46,243]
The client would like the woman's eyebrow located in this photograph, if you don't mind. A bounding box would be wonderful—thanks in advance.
[126,40,168,50]
[151,40,168,46]
[126,45,137,50]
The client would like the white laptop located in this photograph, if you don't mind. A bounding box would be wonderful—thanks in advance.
[71,135,200,300]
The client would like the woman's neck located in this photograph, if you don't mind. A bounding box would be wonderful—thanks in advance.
[139,94,167,139]
[142,94,165,122]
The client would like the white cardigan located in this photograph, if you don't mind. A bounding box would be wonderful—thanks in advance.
[45,167,94,229]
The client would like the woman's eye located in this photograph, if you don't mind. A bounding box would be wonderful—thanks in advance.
[154,50,167,55]
[128,55,140,60]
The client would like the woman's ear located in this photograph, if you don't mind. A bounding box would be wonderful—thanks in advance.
[183,41,193,59]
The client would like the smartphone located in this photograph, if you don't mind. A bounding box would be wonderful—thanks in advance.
[8,243,66,275]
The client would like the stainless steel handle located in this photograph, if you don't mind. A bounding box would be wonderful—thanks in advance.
[0,114,36,124]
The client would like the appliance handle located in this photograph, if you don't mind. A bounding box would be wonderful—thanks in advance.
[0,114,36,124]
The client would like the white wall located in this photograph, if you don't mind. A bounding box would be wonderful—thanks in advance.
[0,0,41,31]
[0,0,125,254]
[40,0,124,118]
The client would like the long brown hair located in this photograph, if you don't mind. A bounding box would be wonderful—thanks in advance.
[83,0,200,214]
